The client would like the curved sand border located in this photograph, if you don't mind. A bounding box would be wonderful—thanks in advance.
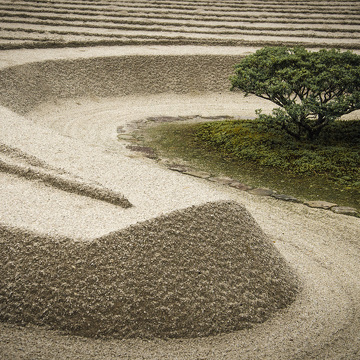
[0,46,360,359]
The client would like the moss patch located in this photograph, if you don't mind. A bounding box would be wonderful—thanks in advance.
[195,119,360,189]
[139,119,359,210]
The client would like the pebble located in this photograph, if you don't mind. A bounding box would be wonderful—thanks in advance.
[248,188,274,196]
[272,194,301,203]
[183,170,211,179]
[229,182,253,191]
[168,164,189,173]
[147,116,184,122]
[116,126,126,133]
[331,206,358,215]
[208,176,234,185]
[117,134,135,141]
[305,201,338,209]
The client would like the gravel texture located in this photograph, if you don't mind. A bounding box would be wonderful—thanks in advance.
[0,201,298,339]
[0,53,247,115]
[0,143,131,208]
[0,46,359,359]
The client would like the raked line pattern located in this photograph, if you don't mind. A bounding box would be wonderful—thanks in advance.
[0,0,359,49]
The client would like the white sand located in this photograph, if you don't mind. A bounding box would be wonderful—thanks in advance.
[0,46,359,359]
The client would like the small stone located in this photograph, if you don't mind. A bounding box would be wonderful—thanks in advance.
[305,201,338,209]
[116,126,126,133]
[229,182,253,191]
[184,170,211,179]
[168,164,189,173]
[248,188,274,196]
[331,206,358,216]
[117,134,135,141]
[208,176,234,185]
[271,194,301,203]
[147,116,182,123]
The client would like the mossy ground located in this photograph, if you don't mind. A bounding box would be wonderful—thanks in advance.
[139,119,360,211]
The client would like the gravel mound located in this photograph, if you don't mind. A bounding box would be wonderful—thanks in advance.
[0,55,241,114]
[0,201,299,340]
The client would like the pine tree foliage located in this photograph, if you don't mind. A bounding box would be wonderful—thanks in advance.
[231,47,360,140]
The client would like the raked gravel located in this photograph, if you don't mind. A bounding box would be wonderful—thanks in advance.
[0,46,359,359]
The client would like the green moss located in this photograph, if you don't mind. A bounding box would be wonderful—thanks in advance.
[137,119,359,210]
[195,119,360,190]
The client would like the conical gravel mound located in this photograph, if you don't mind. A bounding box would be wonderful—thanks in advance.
[0,201,299,339]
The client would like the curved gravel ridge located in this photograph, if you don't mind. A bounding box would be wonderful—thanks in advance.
[0,46,359,359]
[0,52,247,115]
[0,201,299,339]
[0,143,132,208]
